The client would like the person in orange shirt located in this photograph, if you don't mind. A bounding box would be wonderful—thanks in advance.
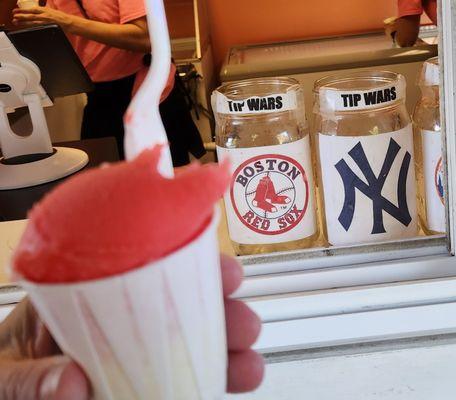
[12,1,205,164]
[386,0,437,47]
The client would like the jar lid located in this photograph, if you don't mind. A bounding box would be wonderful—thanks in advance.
[212,77,300,116]
[419,57,439,87]
[314,71,406,114]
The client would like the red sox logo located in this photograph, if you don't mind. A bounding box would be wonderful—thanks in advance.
[230,154,309,235]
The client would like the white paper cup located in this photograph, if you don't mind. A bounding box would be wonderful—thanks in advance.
[17,0,39,9]
[21,211,227,400]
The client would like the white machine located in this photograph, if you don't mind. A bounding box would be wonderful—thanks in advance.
[0,32,88,190]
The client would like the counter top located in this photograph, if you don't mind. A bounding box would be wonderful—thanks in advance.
[0,219,26,286]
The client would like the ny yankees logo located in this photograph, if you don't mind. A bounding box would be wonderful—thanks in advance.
[335,138,412,234]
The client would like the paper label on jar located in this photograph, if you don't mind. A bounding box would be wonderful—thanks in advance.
[421,130,445,232]
[213,91,297,115]
[318,82,406,113]
[423,61,439,86]
[319,125,418,246]
[217,137,317,245]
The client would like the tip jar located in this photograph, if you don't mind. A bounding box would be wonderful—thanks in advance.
[213,77,319,255]
[313,71,419,246]
[413,57,445,234]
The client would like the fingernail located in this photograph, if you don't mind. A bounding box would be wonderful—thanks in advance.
[39,362,68,400]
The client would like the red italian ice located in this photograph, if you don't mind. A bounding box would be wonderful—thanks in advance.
[13,146,230,283]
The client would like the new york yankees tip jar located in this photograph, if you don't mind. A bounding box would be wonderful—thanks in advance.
[313,71,418,247]
[413,57,445,235]
[213,77,319,256]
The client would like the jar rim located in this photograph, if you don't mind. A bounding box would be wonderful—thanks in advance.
[419,56,440,87]
[426,56,439,67]
[314,70,404,93]
[216,76,300,97]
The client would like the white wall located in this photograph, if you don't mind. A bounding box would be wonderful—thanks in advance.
[226,338,456,399]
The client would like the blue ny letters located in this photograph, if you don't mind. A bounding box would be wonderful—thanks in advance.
[335,138,412,235]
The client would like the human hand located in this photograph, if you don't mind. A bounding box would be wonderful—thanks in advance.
[0,299,89,400]
[384,15,421,47]
[384,16,399,43]
[0,255,264,399]
[12,6,74,30]
[221,254,264,393]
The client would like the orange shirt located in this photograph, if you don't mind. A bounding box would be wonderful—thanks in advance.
[47,0,146,82]
[398,0,437,25]
[47,0,175,100]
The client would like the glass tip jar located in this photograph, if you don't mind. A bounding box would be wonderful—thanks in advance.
[313,70,419,247]
[413,57,445,234]
[212,77,320,256]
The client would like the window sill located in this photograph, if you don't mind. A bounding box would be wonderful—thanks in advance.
[237,256,456,353]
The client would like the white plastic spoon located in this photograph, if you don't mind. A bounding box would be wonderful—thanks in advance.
[124,0,174,177]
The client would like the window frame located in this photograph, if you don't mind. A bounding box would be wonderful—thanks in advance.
[237,0,455,285]
[234,0,456,354]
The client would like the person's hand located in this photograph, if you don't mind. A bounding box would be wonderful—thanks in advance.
[384,15,421,47]
[0,299,89,400]
[221,254,264,393]
[384,16,399,43]
[0,255,264,399]
[12,6,74,30]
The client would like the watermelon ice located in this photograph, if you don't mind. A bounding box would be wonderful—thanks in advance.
[13,146,230,283]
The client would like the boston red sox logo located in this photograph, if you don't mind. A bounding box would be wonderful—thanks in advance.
[231,154,309,235]
[251,173,291,212]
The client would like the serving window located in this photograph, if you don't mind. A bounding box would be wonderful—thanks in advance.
[209,0,456,353]
[212,2,454,286]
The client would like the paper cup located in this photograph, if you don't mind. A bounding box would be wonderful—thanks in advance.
[17,0,39,9]
[21,211,227,400]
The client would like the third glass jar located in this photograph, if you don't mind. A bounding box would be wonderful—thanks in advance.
[313,71,419,246]
[413,57,445,235]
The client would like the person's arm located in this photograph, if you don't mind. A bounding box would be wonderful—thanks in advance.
[395,14,421,47]
[423,0,438,25]
[12,6,151,53]
[387,0,423,47]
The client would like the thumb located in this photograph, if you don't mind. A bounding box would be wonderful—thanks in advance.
[0,356,90,400]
